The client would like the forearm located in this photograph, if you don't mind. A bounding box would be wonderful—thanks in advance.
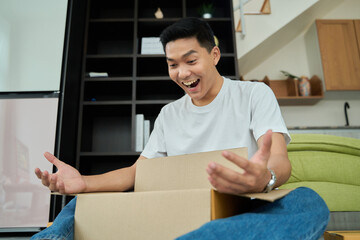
[82,164,136,193]
[259,132,291,188]
[267,153,291,188]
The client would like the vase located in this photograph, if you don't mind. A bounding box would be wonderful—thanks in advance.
[299,76,311,96]
[154,8,163,19]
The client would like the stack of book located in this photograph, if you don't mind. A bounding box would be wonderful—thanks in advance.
[135,114,151,152]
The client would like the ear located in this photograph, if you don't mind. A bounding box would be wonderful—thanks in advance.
[211,46,221,66]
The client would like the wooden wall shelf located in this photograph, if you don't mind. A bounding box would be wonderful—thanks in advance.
[241,75,324,106]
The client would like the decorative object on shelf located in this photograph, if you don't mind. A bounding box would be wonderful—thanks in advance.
[154,7,163,19]
[298,76,311,96]
[280,70,300,80]
[281,71,311,97]
[198,3,215,19]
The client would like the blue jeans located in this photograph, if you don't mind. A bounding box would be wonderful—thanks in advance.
[31,187,329,240]
[31,197,77,240]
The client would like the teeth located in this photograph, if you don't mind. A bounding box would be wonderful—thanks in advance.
[183,79,198,86]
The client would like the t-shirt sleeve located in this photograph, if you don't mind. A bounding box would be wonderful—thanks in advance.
[249,83,291,145]
[141,109,167,159]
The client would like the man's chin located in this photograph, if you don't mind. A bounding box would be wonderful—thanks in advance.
[186,91,201,98]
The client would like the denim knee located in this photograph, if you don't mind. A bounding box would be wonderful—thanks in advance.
[176,187,330,240]
[30,197,77,240]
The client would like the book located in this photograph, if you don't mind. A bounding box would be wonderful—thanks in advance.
[135,114,144,152]
[143,120,150,147]
[88,72,108,77]
[141,37,164,55]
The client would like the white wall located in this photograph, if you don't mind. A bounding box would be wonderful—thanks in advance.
[233,0,318,59]
[240,0,360,128]
[281,99,360,128]
[0,0,68,92]
[323,0,360,19]
[244,33,310,80]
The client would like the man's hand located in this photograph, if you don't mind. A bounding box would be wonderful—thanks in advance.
[35,152,87,194]
[206,130,273,194]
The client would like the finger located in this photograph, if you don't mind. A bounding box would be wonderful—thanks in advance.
[259,130,272,157]
[208,162,266,193]
[44,152,64,169]
[49,174,58,192]
[57,180,66,194]
[41,170,51,187]
[221,151,258,174]
[207,162,246,186]
[208,173,246,194]
[35,168,42,179]
[248,130,273,166]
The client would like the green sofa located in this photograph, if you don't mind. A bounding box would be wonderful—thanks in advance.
[279,134,360,230]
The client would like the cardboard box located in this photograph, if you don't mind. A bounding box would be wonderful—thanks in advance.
[324,231,360,240]
[74,148,292,240]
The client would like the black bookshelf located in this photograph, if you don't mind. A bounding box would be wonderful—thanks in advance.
[65,0,239,175]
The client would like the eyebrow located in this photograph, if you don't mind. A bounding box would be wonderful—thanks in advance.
[166,49,198,62]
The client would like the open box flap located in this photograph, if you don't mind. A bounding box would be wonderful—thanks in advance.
[239,189,294,202]
[135,148,247,192]
[210,188,294,220]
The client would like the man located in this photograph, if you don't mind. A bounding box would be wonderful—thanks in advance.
[32,18,329,240]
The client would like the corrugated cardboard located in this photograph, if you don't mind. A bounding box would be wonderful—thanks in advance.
[74,148,293,240]
[135,148,246,192]
[324,231,360,240]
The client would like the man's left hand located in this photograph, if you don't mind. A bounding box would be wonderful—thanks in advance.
[206,130,273,194]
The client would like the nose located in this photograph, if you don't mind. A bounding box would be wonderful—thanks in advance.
[178,65,191,79]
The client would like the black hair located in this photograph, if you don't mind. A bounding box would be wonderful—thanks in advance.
[159,17,216,53]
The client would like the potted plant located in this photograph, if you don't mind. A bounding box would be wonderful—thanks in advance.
[198,3,215,19]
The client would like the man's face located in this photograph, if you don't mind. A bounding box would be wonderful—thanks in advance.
[165,37,221,106]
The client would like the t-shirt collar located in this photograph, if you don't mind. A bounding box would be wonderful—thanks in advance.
[186,76,229,113]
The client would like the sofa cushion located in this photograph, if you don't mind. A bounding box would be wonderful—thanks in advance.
[279,134,360,212]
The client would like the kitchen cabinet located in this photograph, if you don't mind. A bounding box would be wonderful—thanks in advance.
[315,19,360,91]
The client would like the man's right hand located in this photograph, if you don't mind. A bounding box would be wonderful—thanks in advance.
[35,152,87,194]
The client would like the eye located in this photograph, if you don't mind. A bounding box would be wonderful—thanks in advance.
[169,63,177,68]
[188,59,197,64]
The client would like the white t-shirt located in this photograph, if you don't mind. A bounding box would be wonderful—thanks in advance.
[141,77,290,159]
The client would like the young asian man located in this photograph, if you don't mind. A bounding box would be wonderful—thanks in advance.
[32,18,329,240]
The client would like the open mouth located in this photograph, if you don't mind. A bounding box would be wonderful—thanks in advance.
[182,79,200,88]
